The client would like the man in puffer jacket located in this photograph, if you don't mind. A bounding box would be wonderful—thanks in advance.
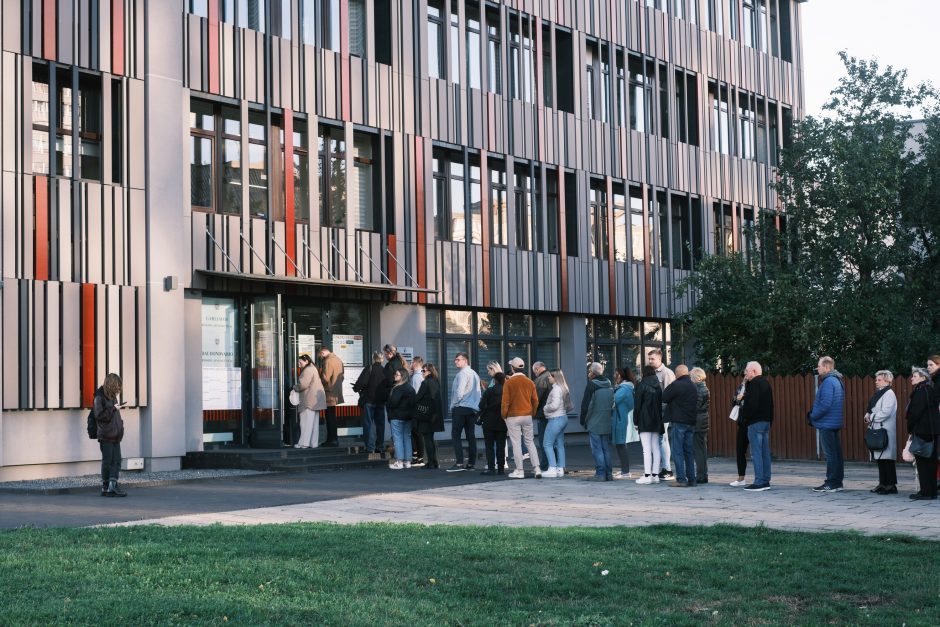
[808,355,845,492]
[580,362,615,481]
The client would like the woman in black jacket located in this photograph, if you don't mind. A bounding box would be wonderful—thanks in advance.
[386,368,416,470]
[95,373,127,497]
[479,363,508,475]
[633,365,663,485]
[906,367,940,500]
[415,363,444,469]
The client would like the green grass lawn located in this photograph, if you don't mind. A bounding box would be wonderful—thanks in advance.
[1,523,937,625]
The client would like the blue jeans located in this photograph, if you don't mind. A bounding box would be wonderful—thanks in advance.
[748,421,772,486]
[589,432,613,478]
[451,407,477,466]
[669,423,696,485]
[817,428,844,487]
[391,419,413,461]
[542,416,567,468]
[361,404,386,452]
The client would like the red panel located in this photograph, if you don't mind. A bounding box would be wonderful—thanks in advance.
[480,152,491,307]
[387,234,398,284]
[33,176,49,281]
[42,0,55,60]
[641,186,652,318]
[340,0,351,120]
[283,111,296,276]
[606,176,616,314]
[112,0,125,76]
[81,284,96,408]
[208,0,220,93]
[414,137,427,304]
[557,168,568,311]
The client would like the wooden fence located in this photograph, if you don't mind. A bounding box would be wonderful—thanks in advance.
[706,374,913,462]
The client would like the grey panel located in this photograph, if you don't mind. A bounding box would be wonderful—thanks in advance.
[85,182,102,283]
[1,53,16,175]
[61,281,81,408]
[128,80,145,189]
[1,0,20,53]
[2,279,18,409]
[120,285,136,406]
[98,0,111,73]
[136,286,147,405]
[47,282,62,407]
[57,0,72,65]
[129,188,146,285]
[191,210,207,272]
[2,172,14,277]
[32,281,44,407]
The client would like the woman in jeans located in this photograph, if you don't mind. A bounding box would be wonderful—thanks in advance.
[729,378,749,487]
[634,365,663,484]
[864,370,898,494]
[386,368,416,469]
[611,367,637,479]
[478,362,507,475]
[542,369,573,478]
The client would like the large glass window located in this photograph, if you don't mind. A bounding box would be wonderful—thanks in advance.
[738,96,756,160]
[293,120,310,221]
[31,65,50,175]
[319,125,347,228]
[589,182,608,260]
[486,7,502,94]
[675,69,699,146]
[469,159,482,244]
[513,164,534,251]
[427,1,445,79]
[629,56,653,133]
[431,149,466,242]
[630,190,645,263]
[247,112,268,218]
[467,2,482,89]
[490,161,507,246]
[352,132,375,230]
[711,83,731,155]
[546,170,559,254]
[348,0,365,56]
[542,24,553,108]
[449,6,460,83]
[613,185,627,262]
[587,317,675,375]
[713,201,733,255]
[190,100,215,211]
[223,0,266,33]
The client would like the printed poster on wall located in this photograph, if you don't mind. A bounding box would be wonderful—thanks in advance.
[297,334,317,360]
[333,335,364,407]
[202,298,241,410]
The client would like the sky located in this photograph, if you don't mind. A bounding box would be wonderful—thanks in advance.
[800,0,940,117]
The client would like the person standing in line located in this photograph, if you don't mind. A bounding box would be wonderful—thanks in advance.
[386,368,417,469]
[580,362,615,482]
[647,348,675,480]
[729,377,749,487]
[501,357,543,479]
[864,370,898,495]
[634,365,664,484]
[690,367,711,484]
[479,362,508,475]
[926,355,940,491]
[542,369,574,478]
[414,363,444,469]
[447,352,481,472]
[95,373,127,497]
[353,351,389,453]
[611,367,637,479]
[410,356,426,390]
[808,356,845,493]
[739,361,774,492]
[318,346,344,447]
[408,355,427,466]
[905,367,939,500]
[662,365,699,487]
[293,354,327,449]
[531,361,553,473]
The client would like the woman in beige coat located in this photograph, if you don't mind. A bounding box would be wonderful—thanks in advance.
[293,354,327,448]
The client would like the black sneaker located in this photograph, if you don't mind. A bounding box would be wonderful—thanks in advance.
[812,484,842,493]
[465,464,475,471]
[744,483,770,492]
[659,470,675,480]
[480,469,496,476]
[446,464,466,472]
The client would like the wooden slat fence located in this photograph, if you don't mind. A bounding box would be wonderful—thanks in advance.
[706,374,913,462]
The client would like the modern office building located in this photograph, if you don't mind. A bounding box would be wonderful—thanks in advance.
[0,0,806,479]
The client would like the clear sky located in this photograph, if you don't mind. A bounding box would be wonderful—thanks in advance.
[800,0,940,116]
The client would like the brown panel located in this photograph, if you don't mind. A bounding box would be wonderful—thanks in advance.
[641,184,652,318]
[605,175,615,314]
[557,167,568,311]
[112,0,124,75]
[208,0,219,93]
[414,137,427,303]
[479,151,490,308]
[42,0,55,59]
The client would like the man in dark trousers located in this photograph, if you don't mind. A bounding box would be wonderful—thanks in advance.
[318,346,344,447]
[738,361,774,492]
[661,365,699,487]
[531,361,552,472]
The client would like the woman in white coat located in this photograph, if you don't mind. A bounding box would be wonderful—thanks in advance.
[864,369,897,494]
[294,354,327,448]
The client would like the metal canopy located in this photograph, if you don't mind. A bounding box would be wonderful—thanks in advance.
[195,269,439,294]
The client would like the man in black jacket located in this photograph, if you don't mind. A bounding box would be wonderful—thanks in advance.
[532,361,552,472]
[739,361,774,492]
[354,351,390,453]
[662,365,699,487]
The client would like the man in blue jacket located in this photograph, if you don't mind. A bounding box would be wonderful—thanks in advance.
[808,356,845,492]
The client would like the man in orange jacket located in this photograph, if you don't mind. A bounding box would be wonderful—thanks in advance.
[501,357,542,479]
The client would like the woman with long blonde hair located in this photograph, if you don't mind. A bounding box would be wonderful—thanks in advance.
[542,369,573,477]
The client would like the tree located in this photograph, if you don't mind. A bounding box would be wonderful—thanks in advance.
[677,53,939,375]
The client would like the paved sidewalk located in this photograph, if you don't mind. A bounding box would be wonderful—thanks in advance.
[109,457,940,538]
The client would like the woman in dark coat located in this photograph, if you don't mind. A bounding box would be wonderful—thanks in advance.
[386,368,416,469]
[906,367,940,500]
[479,363,508,475]
[415,363,444,469]
[633,365,663,484]
[95,373,127,497]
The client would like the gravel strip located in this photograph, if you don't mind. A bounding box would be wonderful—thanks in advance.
[0,469,272,494]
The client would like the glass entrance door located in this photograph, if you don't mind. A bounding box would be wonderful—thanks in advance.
[284,306,322,445]
[250,296,283,447]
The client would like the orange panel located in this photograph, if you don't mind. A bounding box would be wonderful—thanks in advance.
[42,0,56,60]
[33,176,49,281]
[81,284,96,407]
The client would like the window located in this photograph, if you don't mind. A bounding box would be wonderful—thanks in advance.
[770,0,780,57]
[585,44,596,120]
[486,6,502,94]
[221,107,242,214]
[711,83,731,155]
[222,0,266,33]
[247,112,268,218]
[707,0,723,35]
[741,206,756,263]
[467,2,482,89]
[675,70,699,146]
[630,190,645,263]
[111,79,122,184]
[713,202,733,255]
[77,75,103,181]
[691,197,704,265]
[469,158,482,244]
[513,164,534,250]
[669,194,693,270]
[46,69,102,181]
[292,120,310,221]
[586,316,675,375]
[431,149,465,242]
[738,95,756,160]
[375,0,392,64]
[508,12,536,102]
[349,0,365,57]
[351,133,376,230]
[629,56,653,133]
[601,46,612,124]
[542,24,553,107]
[616,50,626,126]
[272,0,291,39]
[779,0,793,62]
[427,1,445,79]
[769,105,779,166]
[564,172,578,257]
[743,0,754,48]
[490,161,507,246]
[671,0,684,19]
[189,0,209,18]
[31,65,50,175]
[190,101,215,210]
[319,125,346,227]
[449,7,460,83]
[613,185,627,262]
[301,0,340,50]
[589,182,608,260]
[658,63,668,137]
[554,29,574,113]
[546,170,559,254]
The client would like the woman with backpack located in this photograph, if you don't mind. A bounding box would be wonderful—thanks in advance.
[95,373,127,497]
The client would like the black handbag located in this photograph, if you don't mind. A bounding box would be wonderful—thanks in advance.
[909,434,935,458]
[864,426,888,452]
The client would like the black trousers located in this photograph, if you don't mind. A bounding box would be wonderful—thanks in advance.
[100,441,121,483]
[422,433,439,467]
[483,430,507,470]
[876,459,897,486]
[324,406,338,443]
[412,424,426,460]
[534,417,549,471]
[736,422,749,477]
[614,443,630,472]
[694,431,709,482]
[914,442,938,498]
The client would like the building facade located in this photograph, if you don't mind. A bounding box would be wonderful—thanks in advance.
[0,0,805,479]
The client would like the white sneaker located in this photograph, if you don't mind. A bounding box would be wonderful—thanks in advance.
[508,469,525,479]
[612,470,623,479]
[556,467,564,477]
[651,475,660,483]
[389,461,404,470]
[534,469,542,479]
[636,475,653,485]
[729,479,747,487]
[403,461,411,469]
[542,467,557,478]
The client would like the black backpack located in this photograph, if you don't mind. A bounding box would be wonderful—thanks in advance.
[86,409,97,439]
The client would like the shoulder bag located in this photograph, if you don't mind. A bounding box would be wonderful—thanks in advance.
[908,434,935,458]
[864,425,888,452]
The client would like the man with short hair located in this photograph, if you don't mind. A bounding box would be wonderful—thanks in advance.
[662,364,698,487]
[809,356,845,492]
[502,357,542,479]
[531,361,552,472]
[318,346,344,447]
[580,362,615,481]
[647,348,675,480]
[739,361,774,491]
[410,356,425,391]
[447,352,481,472]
